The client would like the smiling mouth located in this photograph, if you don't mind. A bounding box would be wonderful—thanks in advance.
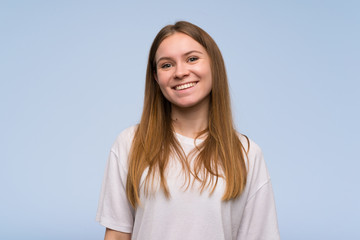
[174,82,198,90]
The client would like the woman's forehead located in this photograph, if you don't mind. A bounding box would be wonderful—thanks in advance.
[155,33,206,60]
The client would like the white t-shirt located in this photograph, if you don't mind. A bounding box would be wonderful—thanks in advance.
[96,125,280,240]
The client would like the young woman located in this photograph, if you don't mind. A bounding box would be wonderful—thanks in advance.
[96,21,280,240]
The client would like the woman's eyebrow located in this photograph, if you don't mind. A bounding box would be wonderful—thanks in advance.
[184,50,204,56]
[156,56,172,65]
[156,50,204,65]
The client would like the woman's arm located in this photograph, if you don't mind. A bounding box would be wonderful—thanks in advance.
[104,228,131,240]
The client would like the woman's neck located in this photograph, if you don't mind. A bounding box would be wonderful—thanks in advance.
[171,100,209,139]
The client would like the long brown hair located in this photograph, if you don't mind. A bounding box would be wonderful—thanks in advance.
[126,21,249,207]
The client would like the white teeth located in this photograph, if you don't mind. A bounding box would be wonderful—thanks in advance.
[175,82,196,90]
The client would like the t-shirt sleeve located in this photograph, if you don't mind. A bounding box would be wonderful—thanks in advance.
[96,141,135,233]
[237,139,280,240]
[237,181,280,240]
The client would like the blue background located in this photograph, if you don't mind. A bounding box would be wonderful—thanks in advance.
[1,0,359,239]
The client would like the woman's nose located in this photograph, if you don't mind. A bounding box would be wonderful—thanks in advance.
[174,63,190,79]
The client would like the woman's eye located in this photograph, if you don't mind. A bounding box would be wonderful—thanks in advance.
[161,63,172,69]
[188,56,199,62]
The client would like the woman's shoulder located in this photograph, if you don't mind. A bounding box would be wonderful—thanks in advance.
[237,132,263,158]
[110,124,139,155]
[118,124,138,140]
[237,132,270,182]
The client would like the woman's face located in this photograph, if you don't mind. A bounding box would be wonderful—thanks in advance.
[154,32,212,109]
